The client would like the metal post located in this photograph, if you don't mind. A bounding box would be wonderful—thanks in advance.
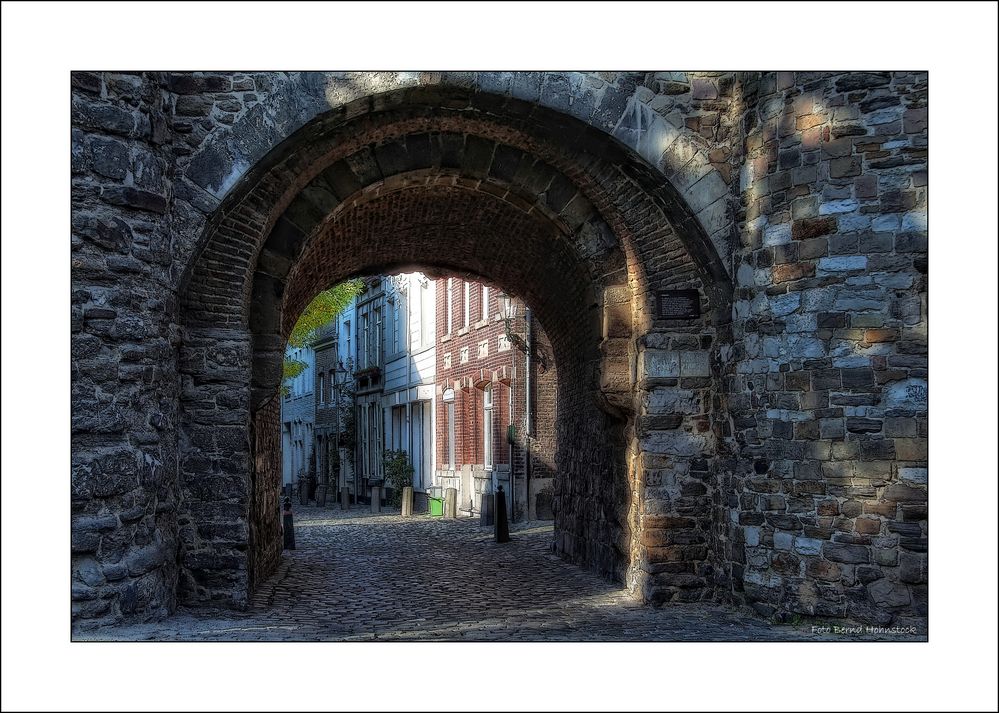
[282,498,296,550]
[494,486,510,543]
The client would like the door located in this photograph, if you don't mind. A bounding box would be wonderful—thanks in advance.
[421,401,432,490]
[407,401,433,490]
[410,402,424,490]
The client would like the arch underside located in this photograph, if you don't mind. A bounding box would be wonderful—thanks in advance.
[176,87,731,608]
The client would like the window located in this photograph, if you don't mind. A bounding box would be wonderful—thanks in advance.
[443,389,456,471]
[318,373,325,405]
[357,404,364,474]
[361,314,369,368]
[344,321,351,366]
[391,406,405,451]
[483,384,493,470]
[413,282,424,350]
[374,407,384,478]
[463,281,470,328]
[421,280,433,346]
[328,370,335,404]
[481,285,489,320]
[392,297,400,354]
[446,278,453,334]
[373,308,382,365]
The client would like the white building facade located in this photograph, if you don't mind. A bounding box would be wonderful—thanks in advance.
[350,273,437,504]
[381,273,437,498]
[283,272,437,506]
[280,344,315,488]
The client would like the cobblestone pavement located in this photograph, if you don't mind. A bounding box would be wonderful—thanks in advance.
[76,508,926,642]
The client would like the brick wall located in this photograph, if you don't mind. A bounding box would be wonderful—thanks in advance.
[430,277,560,521]
[434,278,518,467]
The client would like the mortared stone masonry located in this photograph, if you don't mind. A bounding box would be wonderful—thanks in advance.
[71,71,927,628]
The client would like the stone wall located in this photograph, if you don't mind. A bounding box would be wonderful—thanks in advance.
[70,71,928,628]
[71,72,180,625]
[720,71,928,623]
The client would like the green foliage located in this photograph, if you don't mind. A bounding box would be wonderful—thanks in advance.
[287,278,364,349]
[382,449,414,508]
[280,359,308,397]
[281,278,364,395]
[283,359,307,380]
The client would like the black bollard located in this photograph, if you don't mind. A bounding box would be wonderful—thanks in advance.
[282,498,296,550]
[494,486,510,543]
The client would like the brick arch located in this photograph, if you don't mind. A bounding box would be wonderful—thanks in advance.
[278,180,596,351]
[179,86,734,319]
[176,85,733,609]
[179,73,735,284]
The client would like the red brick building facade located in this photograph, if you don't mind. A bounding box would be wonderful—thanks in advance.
[433,277,555,519]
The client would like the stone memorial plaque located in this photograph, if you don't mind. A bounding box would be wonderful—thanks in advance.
[657,290,701,319]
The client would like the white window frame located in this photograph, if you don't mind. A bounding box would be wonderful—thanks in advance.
[357,312,371,369]
[421,280,433,347]
[483,384,493,471]
[446,278,453,334]
[463,281,470,328]
[392,295,402,354]
[345,321,351,366]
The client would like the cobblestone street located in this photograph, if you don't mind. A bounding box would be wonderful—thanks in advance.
[76,508,925,642]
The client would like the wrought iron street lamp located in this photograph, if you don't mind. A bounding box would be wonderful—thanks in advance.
[498,291,550,525]
[499,293,547,372]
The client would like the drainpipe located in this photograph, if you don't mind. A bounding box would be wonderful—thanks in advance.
[524,307,533,522]
[509,348,515,524]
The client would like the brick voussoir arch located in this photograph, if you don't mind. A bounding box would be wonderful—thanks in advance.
[180,73,733,270]
[179,87,734,322]
[273,178,599,362]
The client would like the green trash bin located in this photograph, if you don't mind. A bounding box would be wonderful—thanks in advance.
[427,486,444,517]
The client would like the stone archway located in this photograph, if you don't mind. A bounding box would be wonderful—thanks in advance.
[71,70,930,629]
[174,82,733,609]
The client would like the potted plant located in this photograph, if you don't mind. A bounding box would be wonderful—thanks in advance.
[382,449,414,508]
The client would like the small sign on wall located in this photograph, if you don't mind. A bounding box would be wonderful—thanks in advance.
[656,290,701,319]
